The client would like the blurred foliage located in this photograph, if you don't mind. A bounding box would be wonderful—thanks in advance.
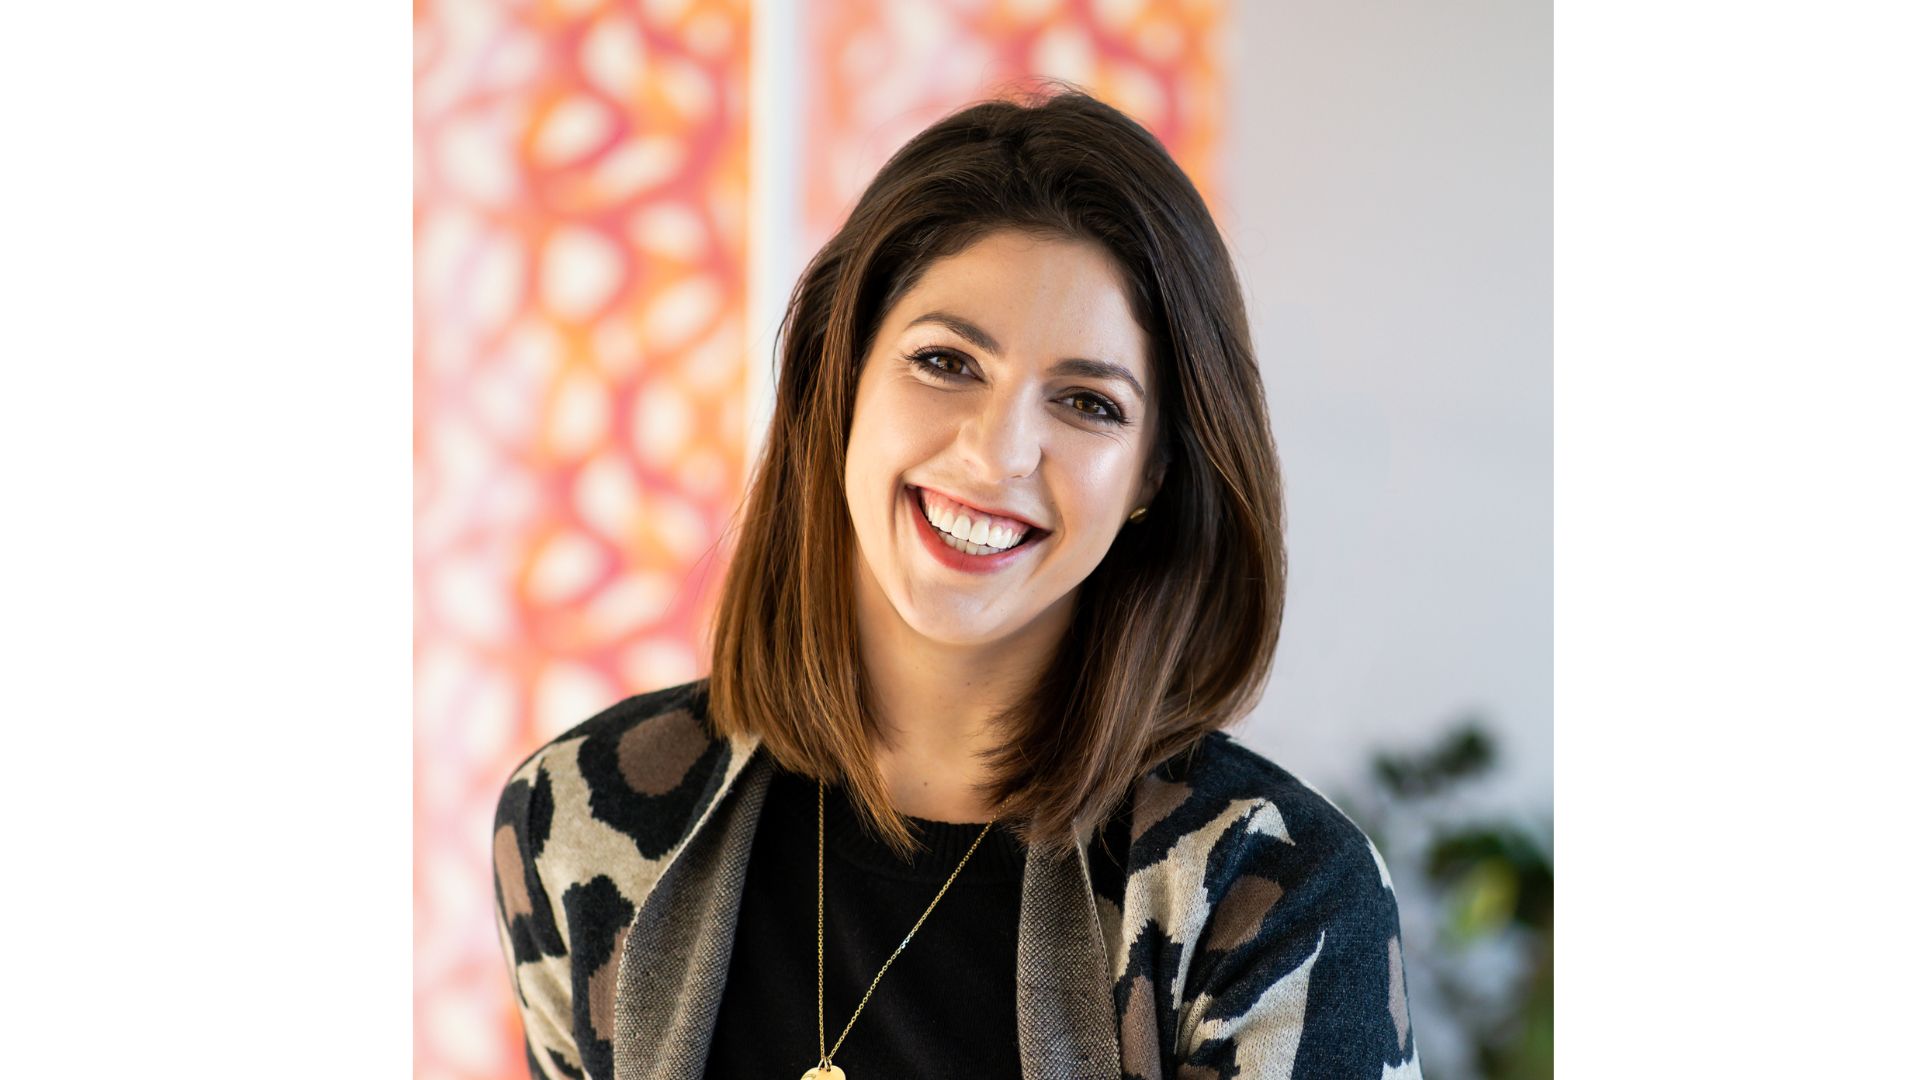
[1346,719,1553,1080]
[1373,726,1496,798]
[1429,827,1553,940]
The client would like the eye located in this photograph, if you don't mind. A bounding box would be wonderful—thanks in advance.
[1065,391,1125,425]
[905,347,972,382]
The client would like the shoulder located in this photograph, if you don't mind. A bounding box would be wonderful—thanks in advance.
[495,677,732,867]
[1094,729,1418,1075]
[1113,728,1395,901]
[492,678,736,964]
[502,678,718,785]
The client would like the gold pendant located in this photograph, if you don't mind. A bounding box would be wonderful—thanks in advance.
[801,1067,846,1080]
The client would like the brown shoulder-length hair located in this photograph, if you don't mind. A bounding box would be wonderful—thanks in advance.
[707,83,1284,862]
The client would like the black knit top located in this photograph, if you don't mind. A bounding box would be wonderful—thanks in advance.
[703,760,1029,1079]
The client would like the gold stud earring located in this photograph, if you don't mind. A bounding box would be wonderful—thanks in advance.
[1128,506,1147,523]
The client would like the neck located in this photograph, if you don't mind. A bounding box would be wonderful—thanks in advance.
[854,563,1072,824]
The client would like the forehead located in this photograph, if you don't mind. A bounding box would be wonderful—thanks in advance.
[885,230,1149,371]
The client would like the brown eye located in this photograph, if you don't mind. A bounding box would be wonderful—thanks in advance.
[906,347,971,381]
[1066,392,1124,423]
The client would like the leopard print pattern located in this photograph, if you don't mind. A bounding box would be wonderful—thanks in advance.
[493,681,1420,1079]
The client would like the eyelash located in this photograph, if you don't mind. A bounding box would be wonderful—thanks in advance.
[904,347,1130,426]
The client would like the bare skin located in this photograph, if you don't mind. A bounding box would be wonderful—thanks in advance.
[855,553,1070,823]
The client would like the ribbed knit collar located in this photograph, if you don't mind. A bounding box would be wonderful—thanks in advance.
[770,762,1028,884]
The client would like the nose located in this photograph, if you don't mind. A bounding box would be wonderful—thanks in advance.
[954,385,1041,482]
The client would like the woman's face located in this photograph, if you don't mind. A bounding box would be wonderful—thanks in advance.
[844,228,1164,651]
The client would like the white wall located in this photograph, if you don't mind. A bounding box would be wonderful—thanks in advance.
[1222,0,1552,811]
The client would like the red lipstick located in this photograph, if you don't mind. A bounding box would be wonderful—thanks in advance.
[904,486,1048,574]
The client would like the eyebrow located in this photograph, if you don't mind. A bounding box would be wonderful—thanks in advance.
[904,310,1147,400]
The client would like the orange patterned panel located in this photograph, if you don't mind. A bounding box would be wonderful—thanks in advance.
[803,0,1224,251]
[414,1,750,1078]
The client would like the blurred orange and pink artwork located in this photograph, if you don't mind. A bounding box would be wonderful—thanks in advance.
[803,0,1224,251]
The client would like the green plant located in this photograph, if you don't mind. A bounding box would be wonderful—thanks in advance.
[1344,721,1553,1080]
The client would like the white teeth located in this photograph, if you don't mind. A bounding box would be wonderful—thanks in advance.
[932,525,1003,556]
[916,488,1033,555]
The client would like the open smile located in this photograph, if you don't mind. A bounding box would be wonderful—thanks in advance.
[904,485,1051,573]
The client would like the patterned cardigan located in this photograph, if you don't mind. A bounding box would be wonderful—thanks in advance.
[492,680,1422,1079]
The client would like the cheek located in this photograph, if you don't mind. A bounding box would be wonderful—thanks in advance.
[850,382,945,474]
[845,394,921,529]
[1054,450,1140,532]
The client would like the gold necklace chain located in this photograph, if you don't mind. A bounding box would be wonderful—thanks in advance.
[807,779,997,1080]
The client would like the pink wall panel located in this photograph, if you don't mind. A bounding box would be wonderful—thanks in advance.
[803,0,1224,252]
[414,1,751,1077]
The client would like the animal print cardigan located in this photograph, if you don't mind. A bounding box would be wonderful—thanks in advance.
[493,680,1422,1079]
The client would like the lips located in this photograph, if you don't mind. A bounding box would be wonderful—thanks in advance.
[903,485,1050,573]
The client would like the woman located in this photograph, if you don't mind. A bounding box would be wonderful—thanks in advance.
[494,88,1420,1080]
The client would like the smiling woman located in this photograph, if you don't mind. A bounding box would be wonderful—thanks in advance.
[494,87,1423,1080]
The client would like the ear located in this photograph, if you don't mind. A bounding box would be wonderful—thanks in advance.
[1139,440,1169,508]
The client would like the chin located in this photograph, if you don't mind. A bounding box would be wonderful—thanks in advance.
[896,598,1020,648]
[899,581,1080,653]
